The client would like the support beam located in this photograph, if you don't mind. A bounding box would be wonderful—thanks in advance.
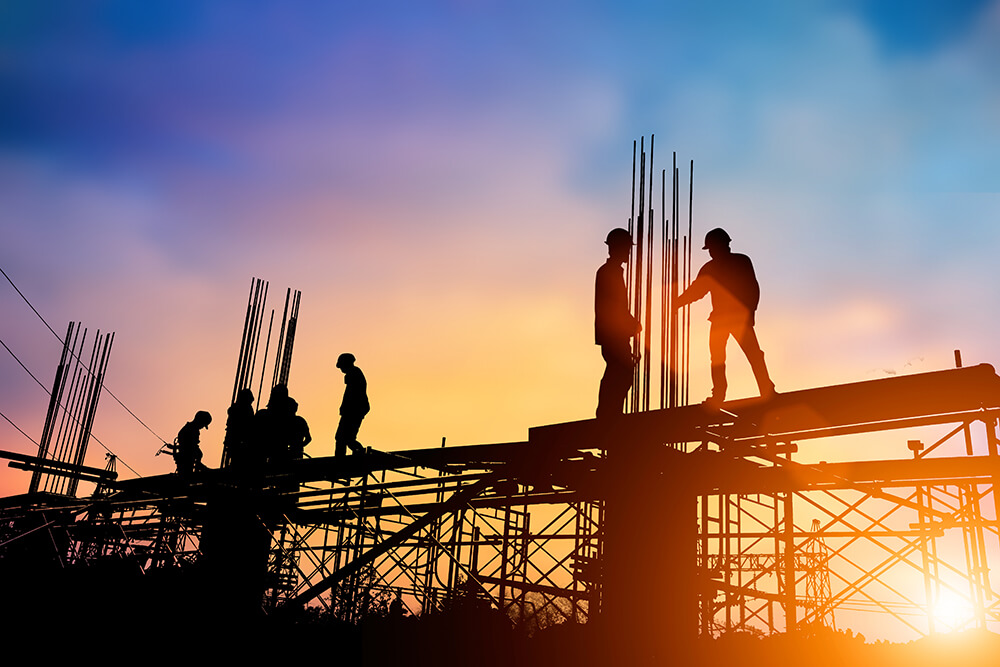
[283,475,495,609]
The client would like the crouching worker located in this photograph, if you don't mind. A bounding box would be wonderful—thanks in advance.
[171,410,212,476]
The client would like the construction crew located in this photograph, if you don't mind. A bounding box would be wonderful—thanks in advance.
[335,353,369,457]
[675,228,775,405]
[595,228,642,417]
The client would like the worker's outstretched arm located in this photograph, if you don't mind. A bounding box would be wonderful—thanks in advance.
[675,274,709,309]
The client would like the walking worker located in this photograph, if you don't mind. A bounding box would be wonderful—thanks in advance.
[675,228,775,405]
[335,353,369,457]
[595,228,642,417]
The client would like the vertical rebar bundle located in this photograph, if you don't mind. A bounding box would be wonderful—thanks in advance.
[623,138,695,413]
[273,288,302,388]
[630,139,646,413]
[29,321,114,496]
[222,278,302,467]
[232,277,269,406]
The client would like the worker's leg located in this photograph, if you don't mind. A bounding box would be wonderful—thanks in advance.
[350,419,366,455]
[174,452,193,476]
[340,416,366,454]
[708,322,729,403]
[597,341,634,417]
[734,323,775,397]
[335,418,357,457]
[193,447,207,473]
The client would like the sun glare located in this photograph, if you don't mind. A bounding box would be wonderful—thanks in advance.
[932,590,975,632]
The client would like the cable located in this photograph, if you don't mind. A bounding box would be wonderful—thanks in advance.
[0,337,49,392]
[0,264,167,444]
[0,364,143,479]
[0,321,143,480]
[0,408,40,447]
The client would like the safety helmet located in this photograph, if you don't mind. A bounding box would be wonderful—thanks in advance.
[703,228,732,249]
[336,353,356,369]
[194,410,212,427]
[605,228,633,248]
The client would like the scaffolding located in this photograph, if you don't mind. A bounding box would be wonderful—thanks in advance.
[1,363,997,647]
[2,193,1000,656]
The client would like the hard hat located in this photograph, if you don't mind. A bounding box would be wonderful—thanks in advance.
[336,353,356,369]
[703,228,731,249]
[194,410,212,427]
[605,228,633,248]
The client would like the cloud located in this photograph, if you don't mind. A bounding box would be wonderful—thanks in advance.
[4,1,1000,511]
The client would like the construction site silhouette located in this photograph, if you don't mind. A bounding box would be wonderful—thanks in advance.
[3,144,1000,665]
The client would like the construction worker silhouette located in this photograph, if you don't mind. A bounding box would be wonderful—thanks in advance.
[253,384,289,468]
[286,398,312,460]
[676,228,775,405]
[335,353,369,456]
[174,410,212,475]
[595,228,642,417]
[222,388,254,469]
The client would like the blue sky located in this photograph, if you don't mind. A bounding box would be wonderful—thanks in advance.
[4,0,1000,447]
[3,0,999,439]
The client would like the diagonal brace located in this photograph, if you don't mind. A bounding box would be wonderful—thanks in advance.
[282,474,496,609]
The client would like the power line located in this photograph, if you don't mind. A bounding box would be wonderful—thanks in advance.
[0,334,142,479]
[0,264,167,445]
[0,408,40,447]
[0,337,49,392]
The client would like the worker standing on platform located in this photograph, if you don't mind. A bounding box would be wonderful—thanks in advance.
[253,384,289,468]
[595,228,642,417]
[222,388,255,469]
[335,353,369,457]
[675,228,775,405]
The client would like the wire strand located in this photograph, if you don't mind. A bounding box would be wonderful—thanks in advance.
[0,273,145,479]
[0,337,49,392]
[0,408,41,447]
[0,264,166,444]
[0,368,144,482]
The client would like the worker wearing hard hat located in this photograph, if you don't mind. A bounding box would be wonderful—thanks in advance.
[595,228,642,417]
[675,228,775,405]
[335,353,369,457]
[172,410,212,475]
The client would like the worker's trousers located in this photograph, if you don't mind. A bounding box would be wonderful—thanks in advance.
[709,319,774,402]
[597,340,636,417]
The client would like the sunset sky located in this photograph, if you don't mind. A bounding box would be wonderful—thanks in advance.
[3,0,1000,576]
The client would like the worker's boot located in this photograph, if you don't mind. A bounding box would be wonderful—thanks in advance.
[706,365,727,406]
[755,362,776,398]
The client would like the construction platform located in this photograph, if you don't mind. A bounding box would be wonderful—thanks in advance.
[2,363,1000,652]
